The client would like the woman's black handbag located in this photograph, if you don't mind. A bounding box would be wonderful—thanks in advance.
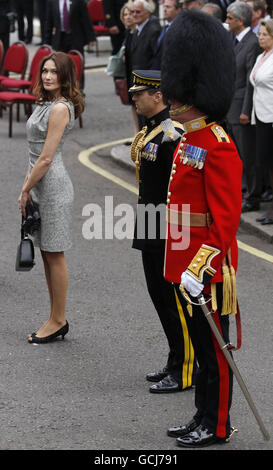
[15,201,40,272]
[15,228,35,272]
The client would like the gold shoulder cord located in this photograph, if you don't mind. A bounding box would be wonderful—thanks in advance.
[131,125,163,182]
[131,126,148,182]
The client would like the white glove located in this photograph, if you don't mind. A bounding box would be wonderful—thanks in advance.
[181,272,204,297]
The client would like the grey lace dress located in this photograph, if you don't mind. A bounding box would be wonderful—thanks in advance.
[26,99,75,252]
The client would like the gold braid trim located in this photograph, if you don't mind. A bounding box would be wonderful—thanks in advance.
[130,126,148,182]
[221,249,237,315]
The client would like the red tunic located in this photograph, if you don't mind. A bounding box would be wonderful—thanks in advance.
[164,121,243,285]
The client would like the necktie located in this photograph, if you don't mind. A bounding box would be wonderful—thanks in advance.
[156,24,169,48]
[63,0,70,32]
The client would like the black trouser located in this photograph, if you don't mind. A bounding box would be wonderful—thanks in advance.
[58,32,85,90]
[175,283,233,439]
[15,0,33,42]
[142,249,196,388]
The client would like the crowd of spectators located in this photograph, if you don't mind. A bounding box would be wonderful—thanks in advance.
[114,0,273,222]
[1,0,273,221]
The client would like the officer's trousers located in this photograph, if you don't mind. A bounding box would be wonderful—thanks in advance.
[175,283,233,439]
[142,249,196,388]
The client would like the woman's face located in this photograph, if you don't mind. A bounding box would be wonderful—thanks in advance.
[123,7,134,28]
[41,59,61,96]
[258,25,273,51]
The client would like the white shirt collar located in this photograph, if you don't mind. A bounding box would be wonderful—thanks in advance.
[236,26,251,42]
[136,17,150,35]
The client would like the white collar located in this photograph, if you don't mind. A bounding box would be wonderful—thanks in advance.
[236,26,251,42]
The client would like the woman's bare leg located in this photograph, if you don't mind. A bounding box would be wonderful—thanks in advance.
[28,251,68,339]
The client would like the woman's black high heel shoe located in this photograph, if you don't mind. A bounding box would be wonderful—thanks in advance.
[28,321,69,344]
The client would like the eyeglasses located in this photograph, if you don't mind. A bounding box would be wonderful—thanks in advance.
[132,10,142,14]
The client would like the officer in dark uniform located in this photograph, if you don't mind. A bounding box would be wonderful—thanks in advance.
[130,70,197,393]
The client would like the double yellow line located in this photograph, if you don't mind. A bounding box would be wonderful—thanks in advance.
[78,139,273,265]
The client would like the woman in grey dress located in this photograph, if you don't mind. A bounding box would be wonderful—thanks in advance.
[18,52,84,344]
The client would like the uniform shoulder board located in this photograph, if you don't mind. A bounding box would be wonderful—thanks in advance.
[161,118,183,143]
[211,124,230,143]
[172,120,185,133]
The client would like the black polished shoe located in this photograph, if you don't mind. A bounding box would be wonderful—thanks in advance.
[256,215,267,223]
[149,374,182,393]
[28,321,69,344]
[167,418,199,438]
[146,368,168,382]
[176,425,227,448]
[260,190,273,202]
[261,217,273,225]
[242,201,260,213]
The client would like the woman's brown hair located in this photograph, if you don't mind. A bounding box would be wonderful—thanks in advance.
[33,51,84,118]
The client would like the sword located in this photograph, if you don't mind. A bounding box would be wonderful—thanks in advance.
[195,293,270,441]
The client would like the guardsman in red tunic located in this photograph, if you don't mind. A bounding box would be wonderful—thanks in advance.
[161,10,243,447]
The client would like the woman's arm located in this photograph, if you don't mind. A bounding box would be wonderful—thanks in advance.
[18,103,70,215]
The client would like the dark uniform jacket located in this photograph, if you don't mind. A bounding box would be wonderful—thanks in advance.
[132,107,183,252]
[45,0,95,53]
[102,0,126,29]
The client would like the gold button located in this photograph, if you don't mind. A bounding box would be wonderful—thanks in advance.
[170,176,173,181]
[172,170,176,174]
[167,198,170,203]
[182,137,186,142]
[173,163,177,169]
[168,192,171,196]
[200,252,205,257]
[192,263,197,268]
[197,258,201,262]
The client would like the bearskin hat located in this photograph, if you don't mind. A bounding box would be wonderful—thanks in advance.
[161,10,235,121]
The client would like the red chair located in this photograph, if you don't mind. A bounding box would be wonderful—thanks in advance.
[0,41,28,84]
[68,49,84,128]
[0,68,38,137]
[88,0,110,56]
[1,45,52,92]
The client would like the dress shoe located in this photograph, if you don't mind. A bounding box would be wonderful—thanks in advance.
[241,201,260,213]
[167,418,199,438]
[256,215,267,223]
[176,424,227,448]
[260,190,273,203]
[149,374,182,393]
[146,368,168,382]
[261,217,273,225]
[28,321,69,344]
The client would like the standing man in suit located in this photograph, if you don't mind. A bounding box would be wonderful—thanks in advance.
[102,0,127,55]
[45,0,95,55]
[130,1,161,128]
[35,0,48,45]
[130,70,196,393]
[45,0,95,88]
[0,0,11,55]
[14,0,34,44]
[152,0,182,69]
[130,1,161,72]
[226,1,262,212]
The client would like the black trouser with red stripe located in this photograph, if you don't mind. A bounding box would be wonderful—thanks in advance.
[175,283,233,439]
